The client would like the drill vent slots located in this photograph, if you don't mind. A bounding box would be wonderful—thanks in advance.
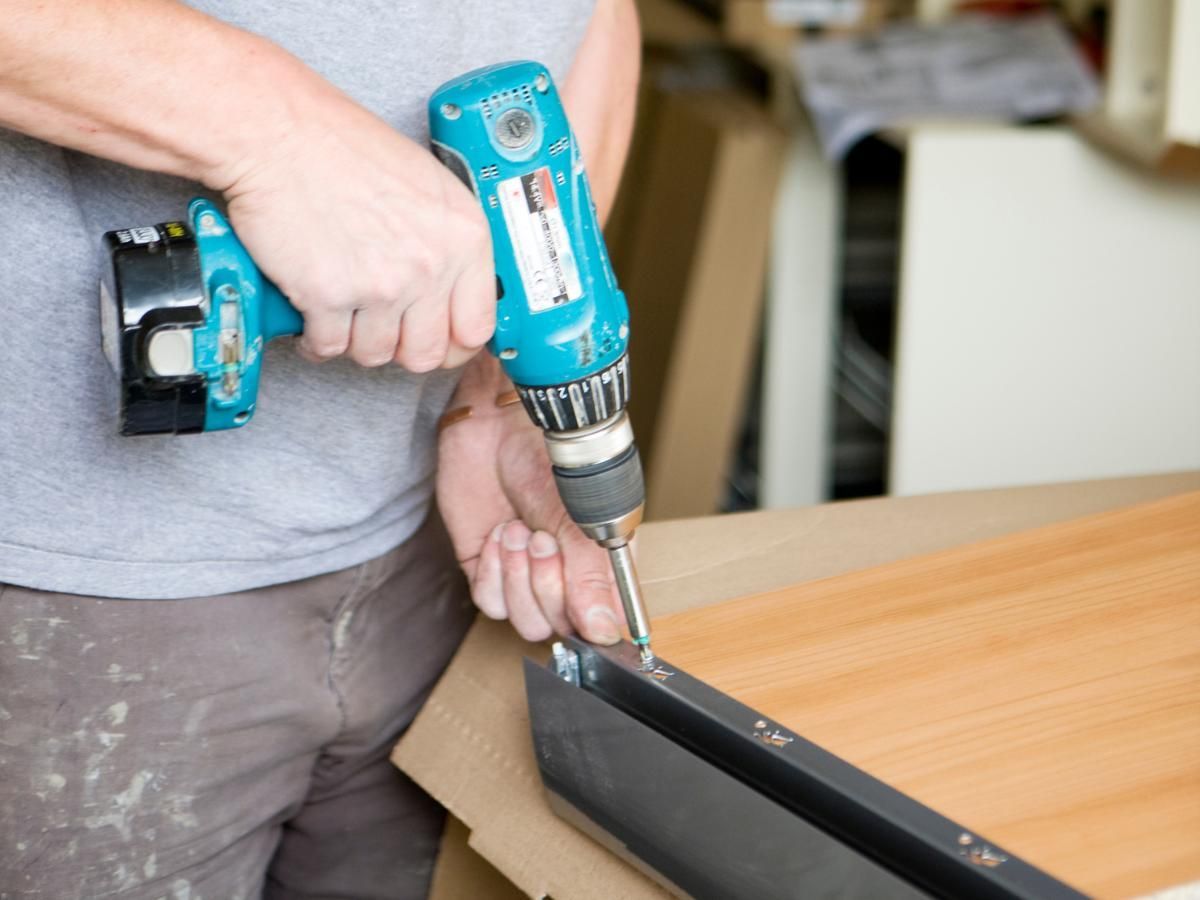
[480,85,534,119]
[480,164,500,180]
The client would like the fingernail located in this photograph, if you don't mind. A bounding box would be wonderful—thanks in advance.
[528,531,558,559]
[490,524,505,543]
[502,522,529,552]
[585,607,621,645]
[474,590,507,621]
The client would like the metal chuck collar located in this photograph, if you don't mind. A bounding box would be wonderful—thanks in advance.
[543,412,644,548]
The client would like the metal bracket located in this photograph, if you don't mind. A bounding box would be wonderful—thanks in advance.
[551,641,581,685]
[526,637,1086,900]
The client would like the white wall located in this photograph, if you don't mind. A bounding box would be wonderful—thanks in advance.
[891,125,1200,495]
[761,127,842,508]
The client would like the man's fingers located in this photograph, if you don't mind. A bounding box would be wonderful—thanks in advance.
[471,524,506,620]
[448,257,497,351]
[528,531,571,636]
[297,308,353,361]
[442,343,483,370]
[583,597,624,646]
[347,304,402,367]
[395,299,450,373]
[443,257,496,369]
[501,521,552,642]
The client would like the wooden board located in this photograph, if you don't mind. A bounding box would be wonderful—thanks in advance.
[653,492,1200,899]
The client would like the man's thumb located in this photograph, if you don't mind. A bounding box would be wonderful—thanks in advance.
[563,540,624,646]
[581,606,622,646]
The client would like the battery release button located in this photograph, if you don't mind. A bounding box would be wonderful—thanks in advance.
[146,328,196,377]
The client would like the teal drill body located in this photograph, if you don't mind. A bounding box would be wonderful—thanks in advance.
[428,61,630,393]
[101,60,630,436]
[189,199,303,432]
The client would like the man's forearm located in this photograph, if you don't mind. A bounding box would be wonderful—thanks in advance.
[0,0,328,190]
[563,0,641,221]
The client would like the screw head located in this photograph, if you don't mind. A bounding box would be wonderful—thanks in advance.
[440,103,461,120]
[754,719,768,729]
[958,833,973,846]
[534,73,550,93]
[499,348,518,360]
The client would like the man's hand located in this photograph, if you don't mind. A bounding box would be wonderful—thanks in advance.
[436,356,626,644]
[0,0,496,374]
[219,97,495,371]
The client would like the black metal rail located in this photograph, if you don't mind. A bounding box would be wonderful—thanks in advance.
[525,637,1087,900]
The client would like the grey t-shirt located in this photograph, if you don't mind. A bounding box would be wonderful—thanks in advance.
[0,1,593,598]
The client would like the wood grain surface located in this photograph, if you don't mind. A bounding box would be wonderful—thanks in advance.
[652,492,1200,899]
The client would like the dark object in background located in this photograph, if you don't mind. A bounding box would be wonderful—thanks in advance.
[832,136,903,499]
[725,135,902,509]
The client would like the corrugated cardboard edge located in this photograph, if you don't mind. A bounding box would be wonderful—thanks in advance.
[396,471,1200,898]
[429,815,525,900]
[395,618,670,900]
[644,92,785,519]
[610,86,786,520]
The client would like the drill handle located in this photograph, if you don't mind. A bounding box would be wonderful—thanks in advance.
[187,198,303,343]
[260,279,304,342]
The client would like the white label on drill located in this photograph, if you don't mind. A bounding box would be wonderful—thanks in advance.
[113,226,162,245]
[497,167,582,313]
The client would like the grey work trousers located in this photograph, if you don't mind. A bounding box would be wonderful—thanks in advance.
[0,513,475,900]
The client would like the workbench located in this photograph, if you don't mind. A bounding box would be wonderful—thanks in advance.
[393,471,1200,899]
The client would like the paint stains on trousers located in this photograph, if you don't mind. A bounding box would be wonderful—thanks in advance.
[0,513,475,899]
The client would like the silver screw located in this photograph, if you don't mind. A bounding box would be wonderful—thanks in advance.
[499,348,518,360]
[958,833,973,846]
[754,719,767,729]
[440,103,461,120]
[534,73,549,93]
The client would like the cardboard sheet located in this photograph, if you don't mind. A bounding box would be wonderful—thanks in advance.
[394,472,1200,899]
[607,82,785,521]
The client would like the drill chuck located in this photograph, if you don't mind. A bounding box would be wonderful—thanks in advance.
[544,411,644,547]
[552,445,644,545]
[545,410,653,664]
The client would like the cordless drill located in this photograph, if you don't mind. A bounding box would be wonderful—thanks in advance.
[99,61,654,664]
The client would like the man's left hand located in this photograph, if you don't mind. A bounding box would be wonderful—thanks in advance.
[436,355,626,645]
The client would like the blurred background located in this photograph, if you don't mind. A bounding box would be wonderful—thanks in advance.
[608,0,1200,520]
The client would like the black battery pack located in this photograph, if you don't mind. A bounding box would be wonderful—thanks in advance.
[100,223,208,435]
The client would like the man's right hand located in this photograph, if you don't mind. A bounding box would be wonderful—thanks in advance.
[0,0,497,372]
[217,97,496,371]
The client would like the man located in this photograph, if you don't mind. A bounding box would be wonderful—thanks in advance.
[0,1,640,897]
